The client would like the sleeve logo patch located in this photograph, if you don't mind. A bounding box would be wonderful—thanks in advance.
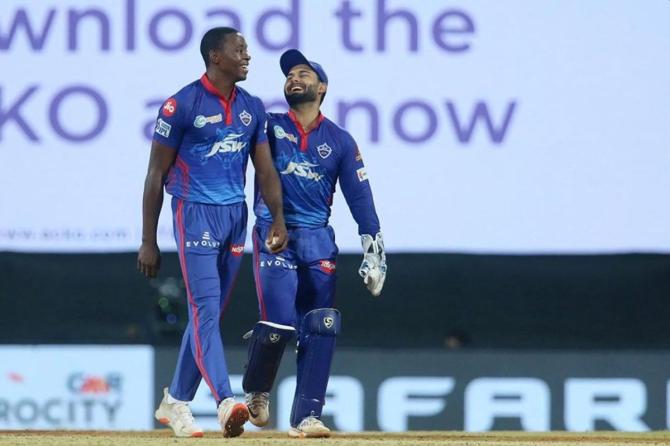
[162,98,177,117]
[155,118,172,137]
[355,148,362,162]
[356,167,368,182]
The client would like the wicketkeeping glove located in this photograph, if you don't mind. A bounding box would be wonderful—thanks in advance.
[358,232,387,297]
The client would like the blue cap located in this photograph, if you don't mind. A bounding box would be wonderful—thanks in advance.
[280,49,328,84]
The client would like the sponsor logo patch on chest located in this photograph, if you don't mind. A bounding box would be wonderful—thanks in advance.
[273,125,298,143]
[194,113,223,128]
[280,161,323,181]
[205,133,247,158]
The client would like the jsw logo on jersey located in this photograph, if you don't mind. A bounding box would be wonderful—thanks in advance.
[231,244,244,256]
[205,133,247,158]
[281,161,323,181]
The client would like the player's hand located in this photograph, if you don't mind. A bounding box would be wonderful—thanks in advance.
[138,241,161,278]
[358,232,387,297]
[266,221,288,253]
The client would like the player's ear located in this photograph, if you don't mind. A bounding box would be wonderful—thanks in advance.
[208,49,218,65]
[318,83,327,95]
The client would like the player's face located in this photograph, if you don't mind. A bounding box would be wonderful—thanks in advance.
[211,33,250,82]
[284,64,324,107]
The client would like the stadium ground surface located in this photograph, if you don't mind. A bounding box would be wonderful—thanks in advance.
[1,431,669,446]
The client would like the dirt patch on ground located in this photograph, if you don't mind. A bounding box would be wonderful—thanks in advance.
[1,431,669,446]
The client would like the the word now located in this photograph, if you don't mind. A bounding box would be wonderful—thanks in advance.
[144,97,517,146]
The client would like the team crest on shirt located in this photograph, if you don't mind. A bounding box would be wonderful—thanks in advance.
[317,143,332,159]
[239,110,252,126]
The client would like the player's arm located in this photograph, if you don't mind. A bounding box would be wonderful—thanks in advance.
[252,141,288,253]
[137,141,177,278]
[338,137,386,296]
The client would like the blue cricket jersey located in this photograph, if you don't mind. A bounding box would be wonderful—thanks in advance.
[254,111,380,235]
[153,74,268,205]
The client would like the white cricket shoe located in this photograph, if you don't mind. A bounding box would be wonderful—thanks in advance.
[218,397,249,438]
[154,387,204,438]
[288,416,332,438]
[246,392,270,427]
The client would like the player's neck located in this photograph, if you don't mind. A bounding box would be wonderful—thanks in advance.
[204,70,235,100]
[290,103,321,132]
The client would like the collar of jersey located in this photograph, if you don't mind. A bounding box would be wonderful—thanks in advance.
[200,73,237,125]
[287,110,325,152]
[200,73,237,104]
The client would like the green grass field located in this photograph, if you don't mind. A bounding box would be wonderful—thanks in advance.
[1,431,670,446]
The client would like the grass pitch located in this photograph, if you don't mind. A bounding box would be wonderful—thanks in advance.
[1,431,670,446]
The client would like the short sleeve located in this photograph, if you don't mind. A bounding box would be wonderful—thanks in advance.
[152,96,186,149]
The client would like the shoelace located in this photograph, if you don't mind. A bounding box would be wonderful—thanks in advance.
[246,392,269,412]
[174,403,196,424]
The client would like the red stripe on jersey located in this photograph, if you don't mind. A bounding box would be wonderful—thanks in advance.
[200,73,237,125]
[287,110,325,152]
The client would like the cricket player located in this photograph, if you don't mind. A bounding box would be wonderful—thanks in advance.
[137,27,287,438]
[241,49,387,437]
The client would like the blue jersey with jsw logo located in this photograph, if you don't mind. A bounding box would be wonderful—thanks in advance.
[153,74,268,205]
[254,111,380,235]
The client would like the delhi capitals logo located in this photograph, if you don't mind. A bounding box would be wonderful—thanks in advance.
[317,143,332,159]
[239,110,252,126]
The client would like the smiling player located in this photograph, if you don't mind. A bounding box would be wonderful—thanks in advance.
[241,49,387,438]
[137,27,287,438]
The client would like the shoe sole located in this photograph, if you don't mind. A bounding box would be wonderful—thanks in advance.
[248,410,269,428]
[223,403,249,438]
[156,415,204,438]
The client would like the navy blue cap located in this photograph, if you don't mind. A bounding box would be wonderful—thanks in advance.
[280,49,328,84]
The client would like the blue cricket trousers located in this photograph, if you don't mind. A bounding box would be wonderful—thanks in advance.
[168,198,247,404]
